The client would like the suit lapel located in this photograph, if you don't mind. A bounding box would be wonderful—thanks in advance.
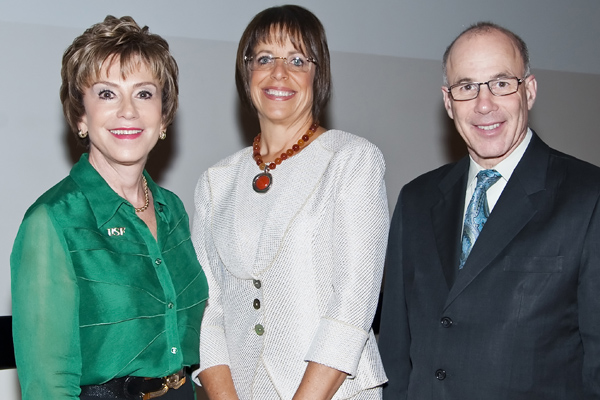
[432,158,469,289]
[444,132,549,310]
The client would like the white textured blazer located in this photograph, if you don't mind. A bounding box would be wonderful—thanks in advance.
[191,130,389,399]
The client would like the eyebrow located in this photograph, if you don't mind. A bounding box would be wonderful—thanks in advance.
[253,47,303,56]
[92,81,158,89]
[451,72,516,85]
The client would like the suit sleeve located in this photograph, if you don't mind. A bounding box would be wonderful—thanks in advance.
[379,189,411,399]
[191,172,231,383]
[579,194,600,397]
[304,141,389,377]
[11,206,82,399]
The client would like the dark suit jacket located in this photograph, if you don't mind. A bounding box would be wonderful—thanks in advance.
[379,132,600,399]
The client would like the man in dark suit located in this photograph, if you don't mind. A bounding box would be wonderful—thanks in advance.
[378,22,600,399]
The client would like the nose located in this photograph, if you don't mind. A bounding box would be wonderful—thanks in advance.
[270,58,288,80]
[118,96,139,119]
[473,84,497,114]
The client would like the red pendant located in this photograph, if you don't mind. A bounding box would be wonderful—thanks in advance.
[250,122,318,194]
[253,172,272,193]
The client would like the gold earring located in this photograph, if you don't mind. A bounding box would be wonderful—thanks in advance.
[159,131,167,140]
[78,130,88,138]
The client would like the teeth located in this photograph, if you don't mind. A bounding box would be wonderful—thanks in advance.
[265,89,294,97]
[478,123,500,131]
[110,129,142,135]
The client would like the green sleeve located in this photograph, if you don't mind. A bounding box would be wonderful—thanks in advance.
[11,205,82,399]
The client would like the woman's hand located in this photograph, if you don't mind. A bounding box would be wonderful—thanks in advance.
[292,362,347,400]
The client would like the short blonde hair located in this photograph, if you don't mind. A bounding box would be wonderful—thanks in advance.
[60,15,179,144]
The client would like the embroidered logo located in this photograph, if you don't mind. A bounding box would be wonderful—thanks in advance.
[107,227,126,236]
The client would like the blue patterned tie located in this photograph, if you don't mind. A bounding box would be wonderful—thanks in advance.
[459,169,501,269]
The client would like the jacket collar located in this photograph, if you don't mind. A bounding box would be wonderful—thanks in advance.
[208,139,335,279]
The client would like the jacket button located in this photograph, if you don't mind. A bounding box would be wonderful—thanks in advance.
[435,369,446,380]
[255,324,264,336]
[440,317,453,328]
[253,279,262,289]
[253,299,261,309]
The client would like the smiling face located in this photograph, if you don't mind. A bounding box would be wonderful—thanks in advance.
[249,37,315,127]
[78,57,164,171]
[442,30,537,168]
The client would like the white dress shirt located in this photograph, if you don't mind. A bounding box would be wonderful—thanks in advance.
[463,128,533,222]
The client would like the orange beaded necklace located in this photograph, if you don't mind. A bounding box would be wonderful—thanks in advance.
[252,122,319,193]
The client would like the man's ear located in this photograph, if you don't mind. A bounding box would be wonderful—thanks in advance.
[525,74,537,110]
[442,87,454,120]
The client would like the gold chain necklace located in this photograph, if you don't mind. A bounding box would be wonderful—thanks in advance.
[134,176,149,213]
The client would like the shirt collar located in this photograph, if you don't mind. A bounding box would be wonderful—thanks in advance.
[69,154,168,228]
[468,127,533,184]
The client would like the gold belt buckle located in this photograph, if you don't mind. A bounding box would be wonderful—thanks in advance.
[165,372,186,390]
[142,372,186,400]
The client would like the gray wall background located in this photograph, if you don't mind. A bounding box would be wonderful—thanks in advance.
[1,1,599,398]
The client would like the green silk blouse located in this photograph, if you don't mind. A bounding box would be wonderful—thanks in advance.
[11,154,208,400]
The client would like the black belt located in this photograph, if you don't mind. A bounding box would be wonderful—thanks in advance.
[80,369,186,400]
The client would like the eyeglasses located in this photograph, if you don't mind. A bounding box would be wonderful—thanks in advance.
[446,77,526,101]
[244,54,317,73]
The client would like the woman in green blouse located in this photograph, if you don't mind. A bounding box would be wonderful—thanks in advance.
[10,16,208,400]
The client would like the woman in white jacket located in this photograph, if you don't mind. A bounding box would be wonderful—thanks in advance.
[191,5,389,399]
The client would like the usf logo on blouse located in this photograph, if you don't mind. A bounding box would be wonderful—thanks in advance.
[107,227,126,236]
